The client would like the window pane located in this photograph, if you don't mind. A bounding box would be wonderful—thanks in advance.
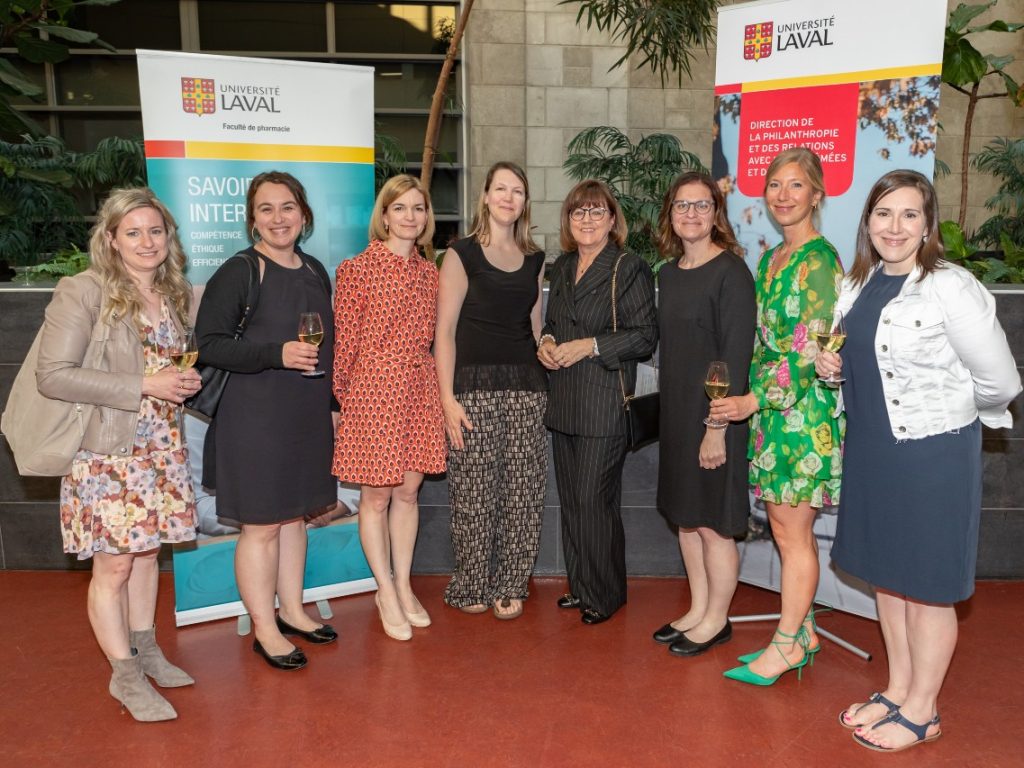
[430,167,459,216]
[374,62,457,110]
[55,58,140,106]
[335,3,457,54]
[67,0,181,50]
[2,58,44,106]
[59,115,142,152]
[375,115,458,163]
[199,2,326,51]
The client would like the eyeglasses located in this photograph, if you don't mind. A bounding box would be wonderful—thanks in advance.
[671,199,714,215]
[570,207,608,222]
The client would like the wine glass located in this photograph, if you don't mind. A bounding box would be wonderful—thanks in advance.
[169,329,198,372]
[703,360,730,428]
[815,311,846,386]
[298,312,325,377]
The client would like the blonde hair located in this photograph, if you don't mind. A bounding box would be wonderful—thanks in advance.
[467,161,540,254]
[88,187,191,334]
[763,147,826,224]
[369,174,436,249]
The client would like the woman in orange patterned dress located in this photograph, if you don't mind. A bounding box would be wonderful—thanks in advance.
[332,174,446,642]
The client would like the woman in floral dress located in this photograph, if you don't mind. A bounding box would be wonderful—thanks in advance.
[333,174,446,642]
[36,188,201,721]
[709,147,844,686]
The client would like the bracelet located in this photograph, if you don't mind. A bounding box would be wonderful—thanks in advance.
[537,334,555,348]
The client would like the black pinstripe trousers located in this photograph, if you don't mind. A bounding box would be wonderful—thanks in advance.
[551,430,628,616]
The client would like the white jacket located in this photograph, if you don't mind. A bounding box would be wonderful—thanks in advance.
[834,261,1020,440]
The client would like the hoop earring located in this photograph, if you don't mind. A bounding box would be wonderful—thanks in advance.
[250,226,260,242]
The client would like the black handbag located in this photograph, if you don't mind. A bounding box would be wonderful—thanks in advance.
[185,252,260,419]
[610,252,660,450]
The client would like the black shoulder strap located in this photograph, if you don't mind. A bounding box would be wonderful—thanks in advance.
[233,251,261,340]
[297,249,332,296]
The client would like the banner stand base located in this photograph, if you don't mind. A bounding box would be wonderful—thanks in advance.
[729,606,873,661]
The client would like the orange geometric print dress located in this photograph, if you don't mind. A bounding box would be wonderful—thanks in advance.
[332,239,446,487]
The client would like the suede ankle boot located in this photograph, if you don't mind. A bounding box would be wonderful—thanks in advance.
[108,653,177,722]
[129,626,194,687]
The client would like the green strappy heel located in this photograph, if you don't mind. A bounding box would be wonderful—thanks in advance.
[723,626,809,686]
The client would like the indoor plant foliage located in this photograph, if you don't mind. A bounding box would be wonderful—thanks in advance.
[941,1,1023,229]
[0,134,145,271]
[564,126,705,271]
[972,136,1024,249]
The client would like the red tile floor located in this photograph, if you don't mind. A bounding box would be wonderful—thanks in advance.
[1,572,1020,768]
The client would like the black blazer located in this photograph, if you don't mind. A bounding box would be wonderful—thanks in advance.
[543,242,658,437]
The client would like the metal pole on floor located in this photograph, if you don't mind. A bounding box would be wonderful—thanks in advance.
[728,606,873,661]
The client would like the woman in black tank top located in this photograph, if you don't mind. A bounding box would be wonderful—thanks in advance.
[434,162,548,620]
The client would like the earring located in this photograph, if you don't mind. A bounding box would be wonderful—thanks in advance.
[384,221,390,232]
[301,223,311,240]
[250,225,260,242]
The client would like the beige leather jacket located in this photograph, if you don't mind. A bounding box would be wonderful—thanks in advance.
[35,270,184,457]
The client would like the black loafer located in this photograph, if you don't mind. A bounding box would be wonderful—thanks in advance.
[653,623,686,644]
[581,608,610,625]
[557,593,582,609]
[668,621,732,657]
[253,639,308,670]
[276,615,338,645]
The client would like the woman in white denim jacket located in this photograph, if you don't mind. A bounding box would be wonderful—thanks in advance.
[816,170,1020,753]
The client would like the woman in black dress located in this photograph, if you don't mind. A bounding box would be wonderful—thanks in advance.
[816,171,1020,752]
[195,171,338,671]
[435,162,548,620]
[652,172,756,657]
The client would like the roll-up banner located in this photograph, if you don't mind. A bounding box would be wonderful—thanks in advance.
[136,51,377,625]
[713,0,947,273]
[713,0,947,619]
[136,50,375,283]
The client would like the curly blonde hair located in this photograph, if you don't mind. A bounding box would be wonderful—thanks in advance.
[89,187,192,334]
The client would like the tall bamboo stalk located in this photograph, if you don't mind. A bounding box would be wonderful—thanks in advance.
[420,0,475,192]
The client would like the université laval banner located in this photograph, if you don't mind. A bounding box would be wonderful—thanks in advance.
[136,50,375,284]
[713,0,948,271]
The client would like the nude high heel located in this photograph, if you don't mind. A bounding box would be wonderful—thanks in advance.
[375,592,412,641]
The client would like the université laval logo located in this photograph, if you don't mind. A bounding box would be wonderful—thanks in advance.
[743,21,773,61]
[181,77,215,116]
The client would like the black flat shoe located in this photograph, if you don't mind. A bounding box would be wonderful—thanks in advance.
[253,639,308,670]
[668,621,732,657]
[653,623,686,644]
[581,608,610,625]
[557,593,582,609]
[276,615,338,645]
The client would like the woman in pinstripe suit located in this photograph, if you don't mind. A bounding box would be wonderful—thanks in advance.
[537,179,658,625]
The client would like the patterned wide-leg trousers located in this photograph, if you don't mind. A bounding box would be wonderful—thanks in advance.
[444,390,548,607]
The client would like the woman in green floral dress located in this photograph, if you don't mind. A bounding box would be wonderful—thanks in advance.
[709,147,844,686]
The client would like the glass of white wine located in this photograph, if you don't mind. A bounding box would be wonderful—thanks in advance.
[703,360,730,428]
[169,329,198,372]
[298,311,325,377]
[814,311,846,385]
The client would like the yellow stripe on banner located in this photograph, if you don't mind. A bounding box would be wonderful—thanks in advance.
[743,63,943,93]
[184,141,373,163]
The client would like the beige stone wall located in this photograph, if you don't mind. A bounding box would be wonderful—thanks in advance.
[464,0,1023,252]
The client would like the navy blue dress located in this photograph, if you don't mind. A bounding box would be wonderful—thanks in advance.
[831,272,982,604]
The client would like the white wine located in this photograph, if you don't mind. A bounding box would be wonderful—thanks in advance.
[299,331,324,347]
[705,381,730,400]
[170,350,197,371]
[815,332,846,353]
